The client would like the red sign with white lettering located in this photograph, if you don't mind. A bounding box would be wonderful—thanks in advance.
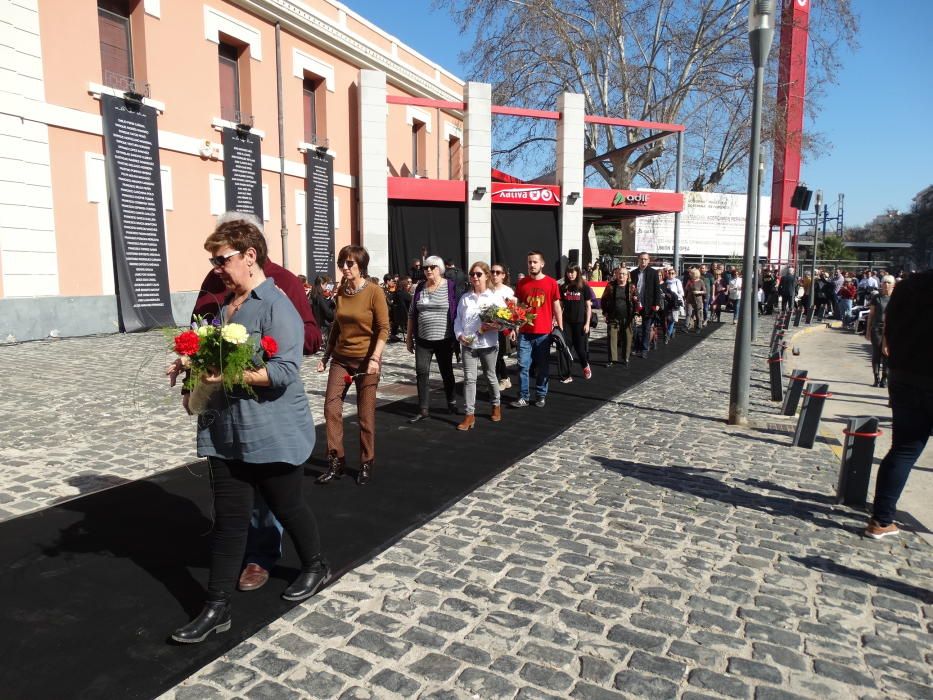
[491,183,560,206]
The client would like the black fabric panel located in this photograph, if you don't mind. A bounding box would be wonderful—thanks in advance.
[491,206,561,281]
[388,201,465,274]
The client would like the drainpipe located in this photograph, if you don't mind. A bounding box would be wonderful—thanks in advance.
[275,22,288,268]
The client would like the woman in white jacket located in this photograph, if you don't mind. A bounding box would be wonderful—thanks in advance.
[454,261,502,430]
[728,270,743,324]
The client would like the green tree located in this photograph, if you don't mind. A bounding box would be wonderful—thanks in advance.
[817,235,855,262]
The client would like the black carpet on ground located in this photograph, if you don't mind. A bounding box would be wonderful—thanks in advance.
[0,325,717,699]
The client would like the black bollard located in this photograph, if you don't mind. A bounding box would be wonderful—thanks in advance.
[793,306,803,327]
[768,351,784,402]
[835,416,881,507]
[792,382,831,448]
[781,311,791,330]
[782,369,808,415]
[805,306,815,324]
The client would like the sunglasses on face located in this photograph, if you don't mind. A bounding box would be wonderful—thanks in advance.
[470,271,485,278]
[208,250,241,267]
[424,265,438,271]
[491,270,504,275]
[339,260,356,269]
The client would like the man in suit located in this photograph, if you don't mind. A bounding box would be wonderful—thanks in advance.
[629,252,663,358]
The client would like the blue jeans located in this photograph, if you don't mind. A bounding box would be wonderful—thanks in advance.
[244,491,283,570]
[872,373,933,525]
[638,313,652,354]
[518,332,551,399]
[732,298,741,321]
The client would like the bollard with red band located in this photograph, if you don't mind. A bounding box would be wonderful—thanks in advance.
[836,416,881,507]
[792,306,803,327]
[782,369,808,415]
[768,350,784,402]
[792,382,831,448]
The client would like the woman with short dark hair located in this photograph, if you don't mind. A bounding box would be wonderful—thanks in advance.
[171,218,328,644]
[560,264,595,380]
[316,245,389,486]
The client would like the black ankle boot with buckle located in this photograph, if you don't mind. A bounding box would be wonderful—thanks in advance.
[171,593,232,644]
[357,460,374,486]
[282,557,330,602]
[316,452,345,484]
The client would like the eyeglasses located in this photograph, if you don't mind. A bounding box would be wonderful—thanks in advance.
[491,270,504,275]
[339,260,356,269]
[424,265,438,270]
[470,271,485,278]
[208,250,241,267]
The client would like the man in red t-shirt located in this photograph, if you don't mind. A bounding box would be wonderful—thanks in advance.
[510,251,563,408]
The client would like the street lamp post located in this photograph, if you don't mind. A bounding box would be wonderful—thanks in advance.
[729,0,775,426]
[751,154,765,341]
[809,189,823,281]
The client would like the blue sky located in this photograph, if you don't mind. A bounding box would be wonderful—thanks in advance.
[345,0,932,227]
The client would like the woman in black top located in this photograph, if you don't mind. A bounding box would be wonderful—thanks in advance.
[601,266,635,366]
[308,275,335,339]
[865,275,895,387]
[560,264,594,380]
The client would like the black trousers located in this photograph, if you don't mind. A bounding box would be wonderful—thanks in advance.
[415,337,456,410]
[207,457,321,598]
[565,321,589,368]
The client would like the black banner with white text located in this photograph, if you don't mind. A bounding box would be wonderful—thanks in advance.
[101,93,174,332]
[304,149,335,281]
[222,127,263,220]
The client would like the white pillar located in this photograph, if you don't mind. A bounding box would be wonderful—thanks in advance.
[557,92,585,264]
[357,69,389,276]
[464,82,491,266]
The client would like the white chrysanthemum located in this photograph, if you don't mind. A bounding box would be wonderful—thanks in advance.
[221,323,249,344]
[196,325,212,337]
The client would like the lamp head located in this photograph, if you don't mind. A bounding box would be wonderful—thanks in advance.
[748,0,775,33]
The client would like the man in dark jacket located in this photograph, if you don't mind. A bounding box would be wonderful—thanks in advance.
[778,266,796,312]
[629,252,663,358]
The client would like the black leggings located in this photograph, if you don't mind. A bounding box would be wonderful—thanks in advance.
[565,322,589,368]
[207,458,321,597]
[415,337,456,410]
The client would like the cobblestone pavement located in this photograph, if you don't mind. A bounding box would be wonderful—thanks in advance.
[139,323,930,700]
[0,331,431,520]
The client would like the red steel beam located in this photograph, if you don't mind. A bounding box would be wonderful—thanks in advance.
[491,105,561,120]
[386,95,466,111]
[584,115,684,132]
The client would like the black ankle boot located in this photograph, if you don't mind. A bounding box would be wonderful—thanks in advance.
[171,595,231,644]
[282,558,330,601]
[316,452,345,484]
[879,376,887,388]
[357,460,373,486]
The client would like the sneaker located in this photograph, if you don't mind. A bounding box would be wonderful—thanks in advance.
[498,377,511,390]
[864,519,899,539]
[510,397,529,408]
[534,397,546,408]
[560,376,573,384]
[583,366,592,380]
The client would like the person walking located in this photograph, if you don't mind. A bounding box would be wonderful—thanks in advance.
[663,267,685,339]
[699,264,714,321]
[407,255,460,422]
[454,261,502,429]
[559,264,595,381]
[511,251,562,408]
[727,269,743,324]
[630,252,662,357]
[601,266,635,366]
[864,270,933,539]
[171,217,328,644]
[316,245,389,487]
[488,264,515,391]
[684,268,706,333]
[865,275,895,387]
[778,266,796,313]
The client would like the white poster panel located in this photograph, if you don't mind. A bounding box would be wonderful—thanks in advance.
[636,191,771,257]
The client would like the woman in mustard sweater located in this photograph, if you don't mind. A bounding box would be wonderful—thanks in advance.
[316,245,389,486]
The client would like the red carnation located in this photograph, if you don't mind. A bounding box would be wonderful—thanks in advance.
[343,373,353,385]
[173,330,200,356]
[260,335,278,358]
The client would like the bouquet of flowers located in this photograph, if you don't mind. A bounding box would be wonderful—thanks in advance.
[169,317,277,413]
[479,299,537,331]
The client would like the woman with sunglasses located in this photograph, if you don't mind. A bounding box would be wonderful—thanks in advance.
[406,255,460,422]
[316,245,389,486]
[454,262,502,429]
[489,265,514,390]
[171,218,327,644]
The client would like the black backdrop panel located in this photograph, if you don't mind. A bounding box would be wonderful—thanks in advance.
[305,150,335,281]
[491,205,561,281]
[222,127,263,220]
[388,201,465,274]
[100,93,174,332]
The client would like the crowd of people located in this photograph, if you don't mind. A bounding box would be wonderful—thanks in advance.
[167,211,928,643]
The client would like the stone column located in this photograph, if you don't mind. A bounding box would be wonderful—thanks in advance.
[463,82,491,266]
[357,69,388,276]
[556,92,585,268]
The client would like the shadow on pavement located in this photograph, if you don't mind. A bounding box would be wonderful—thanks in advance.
[790,555,933,604]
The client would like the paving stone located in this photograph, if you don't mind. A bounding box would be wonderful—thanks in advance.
[668,640,722,668]
[579,655,614,683]
[202,662,258,693]
[751,642,807,671]
[249,650,298,678]
[356,611,404,634]
[271,633,317,658]
[627,651,687,681]
[606,625,667,653]
[688,610,742,634]
[420,611,469,633]
[754,688,810,700]
[745,623,801,648]
[244,680,296,700]
[613,669,679,699]
[401,626,446,649]
[727,657,782,684]
[490,654,522,674]
[296,612,354,640]
[284,667,345,699]
[445,641,491,666]
[812,659,876,688]
[173,685,225,700]
[320,649,373,679]
[879,674,933,700]
[687,668,750,698]
[346,629,412,660]
[519,662,574,691]
[407,652,460,682]
[456,668,516,697]
[570,682,628,700]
